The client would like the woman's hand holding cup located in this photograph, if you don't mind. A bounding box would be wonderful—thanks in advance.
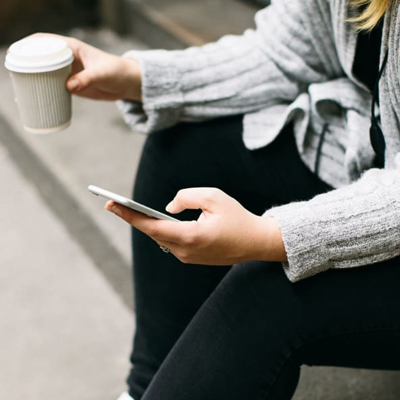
[32,33,143,102]
[5,33,142,134]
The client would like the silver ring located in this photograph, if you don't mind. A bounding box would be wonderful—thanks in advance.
[160,245,170,253]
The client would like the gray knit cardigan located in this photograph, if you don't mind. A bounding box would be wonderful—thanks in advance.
[117,0,400,282]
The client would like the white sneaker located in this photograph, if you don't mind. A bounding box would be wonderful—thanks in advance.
[115,392,135,400]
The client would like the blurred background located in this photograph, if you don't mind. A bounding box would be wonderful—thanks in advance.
[0,0,98,45]
[1,1,399,400]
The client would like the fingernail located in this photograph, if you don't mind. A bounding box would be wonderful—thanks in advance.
[111,205,122,217]
[68,79,79,91]
[166,201,173,212]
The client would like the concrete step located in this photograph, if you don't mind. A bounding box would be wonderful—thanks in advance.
[100,0,261,49]
[0,138,134,400]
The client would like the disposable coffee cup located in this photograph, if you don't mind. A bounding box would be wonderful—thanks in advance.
[4,37,74,134]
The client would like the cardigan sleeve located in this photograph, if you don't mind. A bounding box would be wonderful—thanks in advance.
[117,0,343,133]
[264,158,400,282]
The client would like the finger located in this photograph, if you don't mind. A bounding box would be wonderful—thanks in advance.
[166,187,224,214]
[68,86,120,101]
[66,69,96,93]
[105,201,197,244]
[105,200,152,227]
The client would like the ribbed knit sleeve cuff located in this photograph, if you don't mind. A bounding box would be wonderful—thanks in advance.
[116,50,183,134]
[264,162,400,283]
[264,202,332,282]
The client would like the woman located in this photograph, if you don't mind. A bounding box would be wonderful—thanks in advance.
[56,0,400,398]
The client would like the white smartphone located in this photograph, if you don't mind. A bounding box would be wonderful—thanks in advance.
[88,185,179,222]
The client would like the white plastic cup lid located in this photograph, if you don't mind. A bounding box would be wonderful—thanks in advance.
[5,37,74,73]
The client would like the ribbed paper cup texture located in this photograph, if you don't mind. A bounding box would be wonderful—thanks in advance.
[10,66,72,133]
[5,37,74,134]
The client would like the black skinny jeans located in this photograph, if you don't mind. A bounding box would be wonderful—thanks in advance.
[127,115,400,400]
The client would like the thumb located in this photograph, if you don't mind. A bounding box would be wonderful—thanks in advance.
[66,69,94,93]
[166,188,223,214]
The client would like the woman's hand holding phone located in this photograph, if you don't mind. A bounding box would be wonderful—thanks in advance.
[106,187,287,266]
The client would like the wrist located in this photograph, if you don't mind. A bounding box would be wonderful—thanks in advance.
[121,57,142,101]
[253,216,287,262]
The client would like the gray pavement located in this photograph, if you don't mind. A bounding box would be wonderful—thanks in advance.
[0,139,134,400]
[1,27,400,400]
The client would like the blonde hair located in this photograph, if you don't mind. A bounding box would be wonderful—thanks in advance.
[350,0,392,30]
